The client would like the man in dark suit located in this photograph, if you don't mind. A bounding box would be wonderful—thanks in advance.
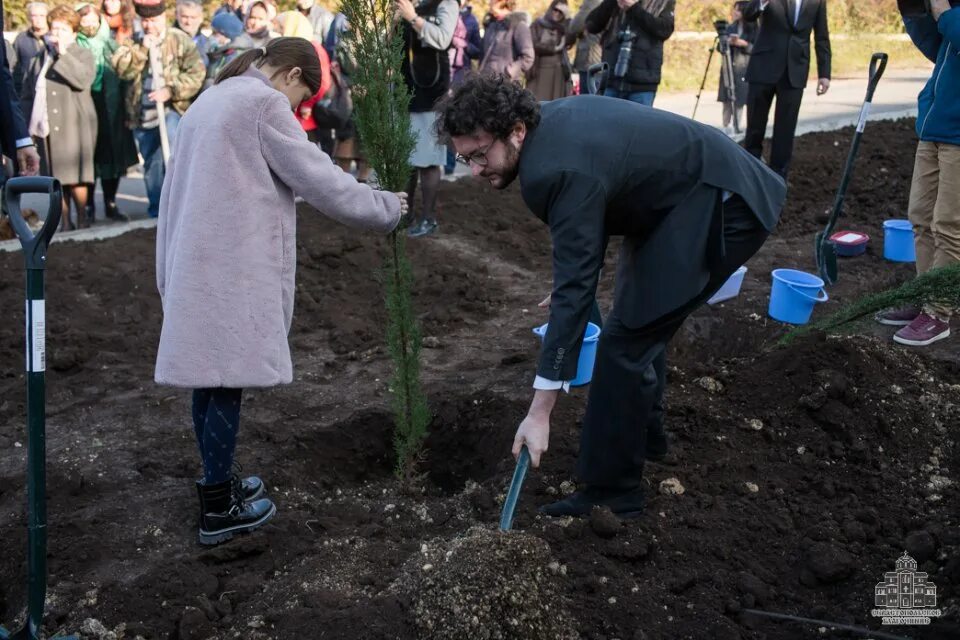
[742,0,831,179]
[1,0,41,178]
[436,75,786,517]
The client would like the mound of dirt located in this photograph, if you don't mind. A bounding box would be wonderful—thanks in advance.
[402,526,577,640]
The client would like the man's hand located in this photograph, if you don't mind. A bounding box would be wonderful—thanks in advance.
[618,0,638,10]
[148,86,173,104]
[513,413,550,468]
[816,77,830,95]
[17,146,41,176]
[394,0,417,22]
[931,0,952,20]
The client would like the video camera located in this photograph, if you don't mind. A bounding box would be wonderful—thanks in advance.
[898,0,960,18]
[713,19,730,37]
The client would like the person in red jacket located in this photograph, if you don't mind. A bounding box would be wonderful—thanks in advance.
[294,39,333,153]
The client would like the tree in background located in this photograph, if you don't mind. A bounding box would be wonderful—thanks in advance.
[336,0,427,482]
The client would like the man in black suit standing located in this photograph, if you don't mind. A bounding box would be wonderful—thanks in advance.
[1,0,41,178]
[742,0,831,179]
[436,75,786,517]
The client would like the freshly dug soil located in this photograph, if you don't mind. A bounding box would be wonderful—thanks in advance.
[0,118,957,640]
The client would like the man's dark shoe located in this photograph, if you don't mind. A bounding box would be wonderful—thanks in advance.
[196,480,276,546]
[104,202,129,222]
[646,424,668,461]
[539,485,645,518]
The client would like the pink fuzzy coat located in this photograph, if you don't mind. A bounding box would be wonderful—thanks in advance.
[155,67,401,388]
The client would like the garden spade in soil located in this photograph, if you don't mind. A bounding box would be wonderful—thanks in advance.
[0,177,76,640]
[815,52,888,285]
[499,445,530,531]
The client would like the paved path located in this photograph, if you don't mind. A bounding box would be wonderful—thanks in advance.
[1,66,932,252]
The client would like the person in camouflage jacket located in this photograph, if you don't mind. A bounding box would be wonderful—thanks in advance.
[111,0,204,216]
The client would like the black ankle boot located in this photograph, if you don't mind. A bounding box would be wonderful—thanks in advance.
[195,480,276,545]
[539,485,645,519]
[230,461,265,501]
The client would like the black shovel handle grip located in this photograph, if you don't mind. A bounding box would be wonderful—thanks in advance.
[4,176,62,269]
[865,52,888,102]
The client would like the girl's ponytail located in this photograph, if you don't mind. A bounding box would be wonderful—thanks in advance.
[215,38,321,95]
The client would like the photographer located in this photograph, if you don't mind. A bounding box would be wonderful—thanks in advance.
[585,0,675,106]
[717,2,755,134]
[875,0,960,346]
[741,0,831,179]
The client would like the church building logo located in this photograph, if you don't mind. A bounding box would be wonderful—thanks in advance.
[871,551,942,625]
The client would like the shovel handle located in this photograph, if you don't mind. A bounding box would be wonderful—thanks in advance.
[865,52,888,103]
[4,177,62,270]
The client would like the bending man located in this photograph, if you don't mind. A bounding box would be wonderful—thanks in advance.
[436,74,786,517]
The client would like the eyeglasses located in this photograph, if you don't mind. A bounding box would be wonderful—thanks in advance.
[455,142,493,167]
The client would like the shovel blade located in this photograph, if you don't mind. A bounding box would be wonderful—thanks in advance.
[816,232,839,285]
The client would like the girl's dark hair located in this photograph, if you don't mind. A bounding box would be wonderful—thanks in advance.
[434,72,540,143]
[215,37,322,95]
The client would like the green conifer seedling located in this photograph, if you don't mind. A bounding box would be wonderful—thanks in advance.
[337,0,430,480]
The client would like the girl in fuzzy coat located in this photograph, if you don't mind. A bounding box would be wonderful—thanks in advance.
[155,37,408,545]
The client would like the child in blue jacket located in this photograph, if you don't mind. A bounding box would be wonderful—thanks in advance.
[877,0,960,347]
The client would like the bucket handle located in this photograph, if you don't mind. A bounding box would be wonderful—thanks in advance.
[787,283,829,303]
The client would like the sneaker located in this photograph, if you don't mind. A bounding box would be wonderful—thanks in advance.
[406,219,424,237]
[409,219,438,238]
[893,313,950,347]
[876,306,921,326]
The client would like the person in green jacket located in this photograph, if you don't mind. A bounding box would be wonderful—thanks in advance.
[77,2,138,221]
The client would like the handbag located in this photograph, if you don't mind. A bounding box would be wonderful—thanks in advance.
[311,64,353,130]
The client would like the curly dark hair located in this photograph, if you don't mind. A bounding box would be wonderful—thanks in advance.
[434,73,541,144]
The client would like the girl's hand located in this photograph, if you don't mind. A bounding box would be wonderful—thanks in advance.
[393,192,409,218]
[394,0,417,22]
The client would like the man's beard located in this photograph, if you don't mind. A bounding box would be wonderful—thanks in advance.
[80,24,99,38]
[494,139,521,189]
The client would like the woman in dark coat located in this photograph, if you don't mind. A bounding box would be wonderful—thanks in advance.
[526,0,572,101]
[717,1,755,133]
[78,3,138,221]
[24,5,97,230]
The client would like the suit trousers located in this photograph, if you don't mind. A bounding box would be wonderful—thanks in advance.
[576,192,770,489]
[744,71,804,178]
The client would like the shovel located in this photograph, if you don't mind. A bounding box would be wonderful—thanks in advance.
[499,445,530,531]
[0,177,77,640]
[815,52,888,285]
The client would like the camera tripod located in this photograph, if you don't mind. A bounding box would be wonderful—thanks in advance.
[692,29,741,135]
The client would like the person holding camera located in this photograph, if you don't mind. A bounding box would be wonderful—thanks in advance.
[585,0,674,106]
[717,1,756,134]
[741,0,831,179]
[875,0,960,346]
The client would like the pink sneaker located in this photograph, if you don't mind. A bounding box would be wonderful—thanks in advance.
[876,306,921,326]
[893,313,950,346]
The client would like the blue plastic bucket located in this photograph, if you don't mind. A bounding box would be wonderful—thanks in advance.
[883,219,916,262]
[768,269,829,325]
[532,322,601,386]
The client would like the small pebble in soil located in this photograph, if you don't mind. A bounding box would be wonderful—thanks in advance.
[590,507,622,538]
[743,418,763,431]
[696,377,724,393]
[659,478,685,496]
[745,482,759,493]
[559,480,576,495]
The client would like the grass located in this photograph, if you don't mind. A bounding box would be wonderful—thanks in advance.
[660,35,930,94]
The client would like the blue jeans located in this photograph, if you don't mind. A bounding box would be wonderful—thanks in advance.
[133,110,181,218]
[603,88,656,106]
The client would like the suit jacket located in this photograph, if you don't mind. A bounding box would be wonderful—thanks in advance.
[519,96,785,381]
[743,0,830,89]
[0,0,29,168]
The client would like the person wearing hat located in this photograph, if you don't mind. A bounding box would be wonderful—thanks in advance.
[204,11,253,89]
[111,0,205,217]
[296,0,333,41]
[526,0,573,101]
